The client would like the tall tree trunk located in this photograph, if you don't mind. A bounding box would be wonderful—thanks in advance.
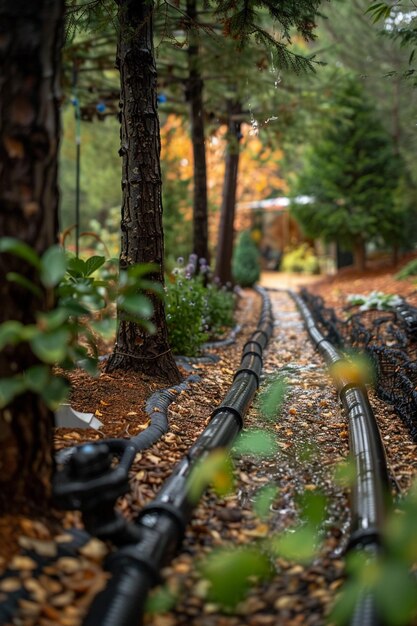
[215,101,242,285]
[0,0,64,514]
[107,0,181,384]
[353,236,366,272]
[186,0,209,264]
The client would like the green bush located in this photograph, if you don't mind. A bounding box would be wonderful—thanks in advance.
[280,244,320,274]
[205,284,235,337]
[232,231,260,287]
[395,258,417,280]
[165,255,237,355]
[165,264,208,356]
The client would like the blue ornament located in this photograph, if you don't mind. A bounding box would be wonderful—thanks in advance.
[96,102,106,113]
[70,96,79,106]
[157,94,167,104]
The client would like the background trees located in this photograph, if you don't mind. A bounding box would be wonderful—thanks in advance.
[291,76,405,270]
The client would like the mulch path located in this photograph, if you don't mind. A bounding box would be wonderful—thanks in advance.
[2,259,417,626]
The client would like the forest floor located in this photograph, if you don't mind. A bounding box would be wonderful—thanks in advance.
[1,256,417,626]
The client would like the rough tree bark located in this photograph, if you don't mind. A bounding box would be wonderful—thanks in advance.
[215,101,242,285]
[0,0,64,514]
[186,0,210,264]
[106,0,181,384]
[353,236,366,272]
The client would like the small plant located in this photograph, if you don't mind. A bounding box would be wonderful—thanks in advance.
[280,243,320,274]
[346,291,403,311]
[232,231,260,287]
[0,239,159,408]
[165,256,208,356]
[395,258,417,280]
[166,255,236,355]
[204,283,235,337]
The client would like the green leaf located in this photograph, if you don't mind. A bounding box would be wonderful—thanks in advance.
[374,563,417,625]
[271,526,318,564]
[6,272,42,298]
[233,429,277,458]
[145,585,177,614]
[329,581,363,626]
[40,246,67,288]
[24,365,50,392]
[127,263,158,278]
[333,458,356,488]
[119,294,154,318]
[66,256,88,277]
[0,237,41,268]
[30,328,70,363]
[59,301,90,317]
[37,308,69,331]
[201,547,271,608]
[91,318,117,339]
[253,484,279,520]
[84,255,106,276]
[258,375,288,421]
[78,356,98,377]
[187,449,234,503]
[0,321,24,350]
[20,324,40,342]
[297,490,327,529]
[0,377,26,408]
[42,376,68,409]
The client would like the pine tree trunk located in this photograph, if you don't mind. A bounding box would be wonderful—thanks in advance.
[353,237,366,272]
[186,0,209,265]
[0,0,64,514]
[107,0,181,384]
[215,101,242,285]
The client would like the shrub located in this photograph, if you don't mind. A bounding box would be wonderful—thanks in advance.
[205,284,235,337]
[165,255,237,355]
[232,231,260,287]
[166,276,208,357]
[165,255,208,356]
[396,258,417,280]
[280,244,320,274]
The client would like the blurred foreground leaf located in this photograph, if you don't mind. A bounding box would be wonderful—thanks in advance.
[201,547,272,608]
[258,375,288,421]
[187,449,234,503]
[233,429,277,458]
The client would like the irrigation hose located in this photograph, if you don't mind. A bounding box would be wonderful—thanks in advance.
[82,287,274,626]
[290,290,391,626]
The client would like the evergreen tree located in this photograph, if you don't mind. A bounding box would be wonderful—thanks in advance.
[291,75,403,270]
[232,230,260,287]
[105,0,181,383]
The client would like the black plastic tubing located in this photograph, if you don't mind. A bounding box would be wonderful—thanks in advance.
[291,291,391,626]
[83,286,274,626]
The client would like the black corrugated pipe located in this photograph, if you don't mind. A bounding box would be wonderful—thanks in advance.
[290,291,391,626]
[83,287,274,626]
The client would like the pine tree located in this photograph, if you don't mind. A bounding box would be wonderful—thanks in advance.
[105,0,181,383]
[292,75,402,271]
[0,0,65,514]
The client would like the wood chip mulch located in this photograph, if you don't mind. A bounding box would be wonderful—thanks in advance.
[2,262,417,626]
